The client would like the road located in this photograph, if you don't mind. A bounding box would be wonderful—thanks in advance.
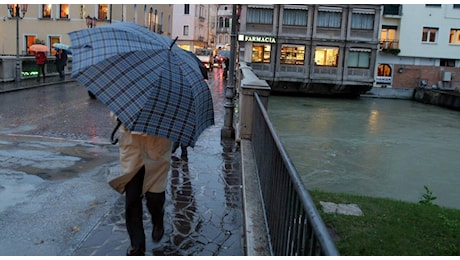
[0,82,121,255]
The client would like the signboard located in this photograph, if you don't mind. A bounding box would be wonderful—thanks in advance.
[238,34,276,43]
[376,76,392,84]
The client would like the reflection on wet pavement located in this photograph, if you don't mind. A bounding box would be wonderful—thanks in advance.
[72,70,244,256]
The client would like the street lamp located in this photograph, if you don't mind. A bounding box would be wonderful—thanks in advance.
[7,4,28,83]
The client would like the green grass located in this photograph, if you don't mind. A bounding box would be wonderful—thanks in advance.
[310,190,460,256]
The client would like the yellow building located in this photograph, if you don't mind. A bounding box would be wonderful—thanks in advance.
[0,4,173,81]
[1,4,173,55]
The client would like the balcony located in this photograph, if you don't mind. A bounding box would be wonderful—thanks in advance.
[380,40,400,55]
[383,4,402,17]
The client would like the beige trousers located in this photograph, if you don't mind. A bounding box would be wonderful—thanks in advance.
[109,127,172,195]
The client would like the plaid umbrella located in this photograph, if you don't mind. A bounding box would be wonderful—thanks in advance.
[69,22,214,147]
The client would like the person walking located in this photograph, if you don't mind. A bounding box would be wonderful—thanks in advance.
[55,48,68,80]
[223,57,230,80]
[108,113,172,256]
[35,51,47,83]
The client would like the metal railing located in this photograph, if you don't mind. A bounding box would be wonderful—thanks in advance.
[250,92,339,256]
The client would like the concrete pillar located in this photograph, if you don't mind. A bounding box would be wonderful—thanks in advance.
[237,63,271,141]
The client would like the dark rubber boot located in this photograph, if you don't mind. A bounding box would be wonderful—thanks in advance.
[145,191,165,242]
[125,166,146,254]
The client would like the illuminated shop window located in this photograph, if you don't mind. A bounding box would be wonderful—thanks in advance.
[60,4,69,19]
[314,47,339,67]
[251,44,271,63]
[377,64,392,77]
[280,44,305,65]
[348,49,370,68]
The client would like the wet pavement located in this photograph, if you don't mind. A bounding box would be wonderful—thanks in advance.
[0,71,245,256]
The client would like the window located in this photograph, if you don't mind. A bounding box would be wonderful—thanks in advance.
[98,4,108,20]
[224,18,230,28]
[380,26,399,49]
[183,25,189,36]
[348,49,370,68]
[425,4,441,7]
[59,4,69,19]
[351,13,373,30]
[317,11,341,28]
[49,36,60,56]
[41,4,51,18]
[280,44,305,65]
[218,17,224,28]
[454,4,460,8]
[314,47,339,67]
[25,35,37,55]
[422,27,438,43]
[251,44,271,63]
[247,7,273,24]
[282,8,307,26]
[377,64,392,77]
[449,29,460,44]
[184,4,190,15]
[440,59,455,67]
[376,64,392,84]
[380,26,397,43]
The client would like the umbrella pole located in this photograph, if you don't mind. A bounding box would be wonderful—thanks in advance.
[221,4,238,140]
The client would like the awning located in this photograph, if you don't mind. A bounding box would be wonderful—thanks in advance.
[318,6,342,13]
[284,5,308,10]
[350,48,372,52]
[248,5,274,9]
[352,8,375,14]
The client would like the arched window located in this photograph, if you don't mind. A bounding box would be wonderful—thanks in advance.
[224,18,230,28]
[218,17,224,28]
[377,64,392,76]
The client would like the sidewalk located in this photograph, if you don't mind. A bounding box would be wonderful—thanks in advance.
[1,75,245,256]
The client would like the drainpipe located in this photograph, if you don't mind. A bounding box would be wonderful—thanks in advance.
[340,5,350,87]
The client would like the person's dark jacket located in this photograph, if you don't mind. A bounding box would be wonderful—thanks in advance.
[55,50,68,71]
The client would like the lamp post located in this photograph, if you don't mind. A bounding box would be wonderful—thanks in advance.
[221,4,238,139]
[7,4,28,83]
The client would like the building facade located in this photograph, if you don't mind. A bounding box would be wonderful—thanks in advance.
[1,4,173,56]
[0,4,173,81]
[376,4,460,90]
[215,5,233,50]
[237,4,382,96]
[171,4,211,52]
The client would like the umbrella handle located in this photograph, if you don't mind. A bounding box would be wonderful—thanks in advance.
[111,119,122,145]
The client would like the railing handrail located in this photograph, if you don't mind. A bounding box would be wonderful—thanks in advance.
[251,92,339,256]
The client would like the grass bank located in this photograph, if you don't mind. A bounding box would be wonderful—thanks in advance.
[310,190,460,256]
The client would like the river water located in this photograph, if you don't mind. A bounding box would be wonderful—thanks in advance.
[267,95,460,210]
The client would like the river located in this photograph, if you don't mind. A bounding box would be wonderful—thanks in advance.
[267,95,460,210]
